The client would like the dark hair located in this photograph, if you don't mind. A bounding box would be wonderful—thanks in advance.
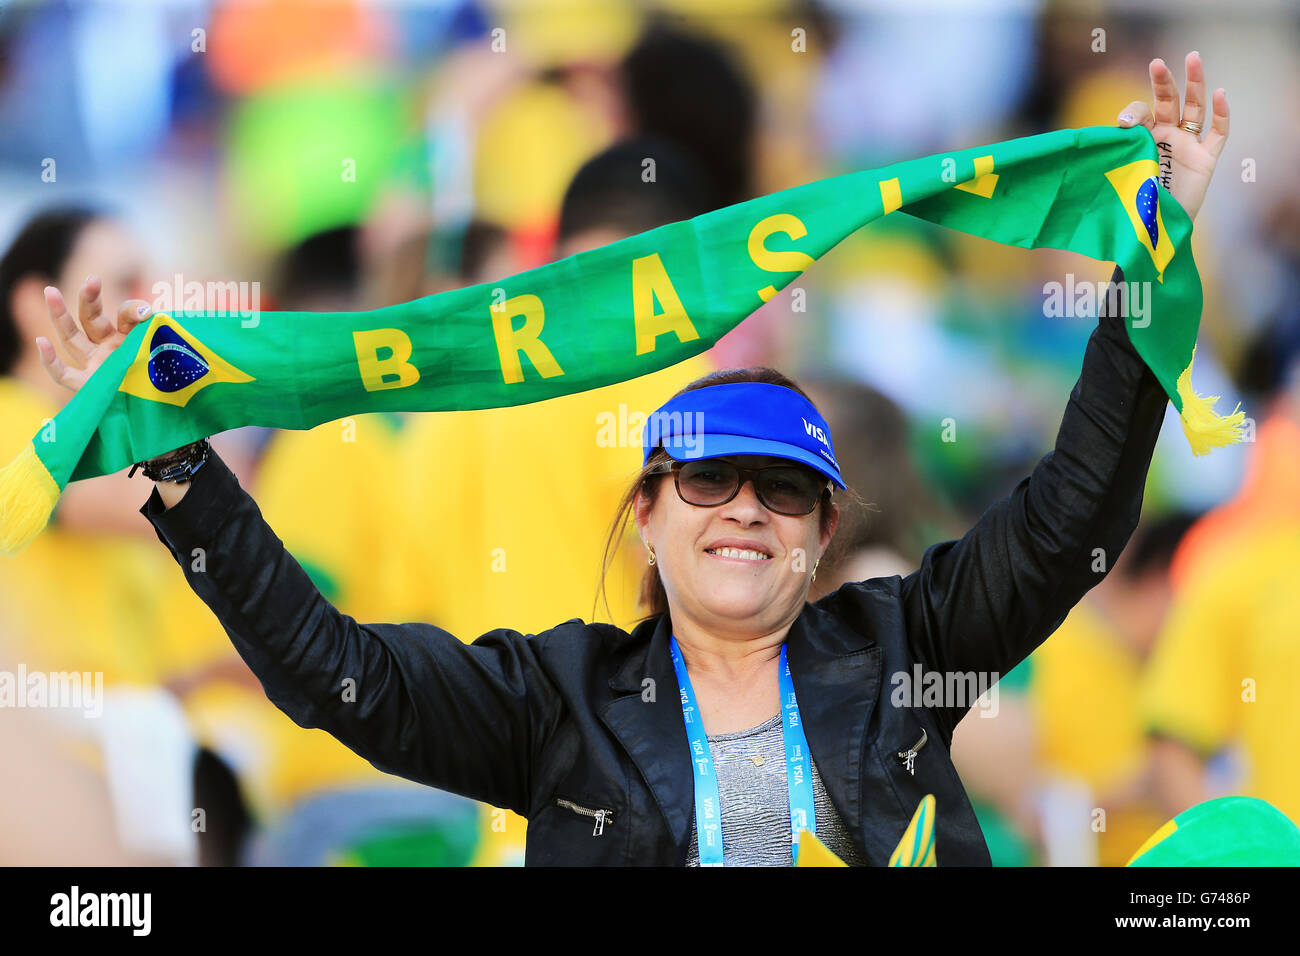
[801,377,960,570]
[1233,312,1300,404]
[458,219,509,281]
[558,136,716,244]
[275,225,360,307]
[594,366,865,626]
[0,205,106,376]
[621,23,756,208]
[1119,510,1201,580]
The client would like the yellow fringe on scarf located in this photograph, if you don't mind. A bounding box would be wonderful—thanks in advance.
[1177,346,1247,457]
[0,442,60,555]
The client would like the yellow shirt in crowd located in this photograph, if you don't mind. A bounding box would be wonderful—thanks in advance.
[1141,523,1300,827]
[0,377,162,685]
[390,359,714,637]
[1027,601,1166,866]
[1,376,265,795]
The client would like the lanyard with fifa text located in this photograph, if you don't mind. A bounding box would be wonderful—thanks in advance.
[669,635,816,865]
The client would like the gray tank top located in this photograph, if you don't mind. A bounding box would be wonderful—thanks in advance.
[684,713,869,866]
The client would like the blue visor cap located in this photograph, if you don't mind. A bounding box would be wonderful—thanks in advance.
[642,382,845,489]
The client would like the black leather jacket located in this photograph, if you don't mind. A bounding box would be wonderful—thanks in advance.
[141,267,1167,865]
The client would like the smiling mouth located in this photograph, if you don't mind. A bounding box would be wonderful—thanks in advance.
[704,547,773,562]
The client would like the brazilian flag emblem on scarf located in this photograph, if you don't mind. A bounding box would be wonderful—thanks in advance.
[0,125,1244,555]
[117,315,255,406]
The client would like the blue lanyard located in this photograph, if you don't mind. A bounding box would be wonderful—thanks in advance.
[669,635,816,866]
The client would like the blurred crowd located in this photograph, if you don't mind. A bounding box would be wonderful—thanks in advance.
[1,0,1298,867]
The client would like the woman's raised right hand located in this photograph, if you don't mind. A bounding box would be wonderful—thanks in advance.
[36,275,153,394]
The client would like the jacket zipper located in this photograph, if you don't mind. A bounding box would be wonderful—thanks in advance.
[897,728,927,776]
[555,798,615,836]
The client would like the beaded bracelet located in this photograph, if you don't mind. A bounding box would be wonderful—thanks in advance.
[128,438,211,484]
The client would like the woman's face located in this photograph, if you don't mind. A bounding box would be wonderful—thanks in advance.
[12,218,148,351]
[58,219,149,311]
[635,454,838,636]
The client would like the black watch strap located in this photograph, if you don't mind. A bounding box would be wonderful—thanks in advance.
[129,438,211,484]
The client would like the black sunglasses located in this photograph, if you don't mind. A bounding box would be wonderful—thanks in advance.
[646,458,832,516]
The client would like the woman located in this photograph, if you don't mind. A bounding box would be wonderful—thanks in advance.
[0,206,175,677]
[1,207,152,533]
[37,53,1229,866]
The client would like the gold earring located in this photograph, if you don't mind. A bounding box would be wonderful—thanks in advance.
[811,558,819,582]
[647,546,656,567]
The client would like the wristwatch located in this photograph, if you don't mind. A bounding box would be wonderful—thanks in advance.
[128,438,211,484]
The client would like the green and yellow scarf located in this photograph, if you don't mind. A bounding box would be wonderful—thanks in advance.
[0,125,1243,555]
